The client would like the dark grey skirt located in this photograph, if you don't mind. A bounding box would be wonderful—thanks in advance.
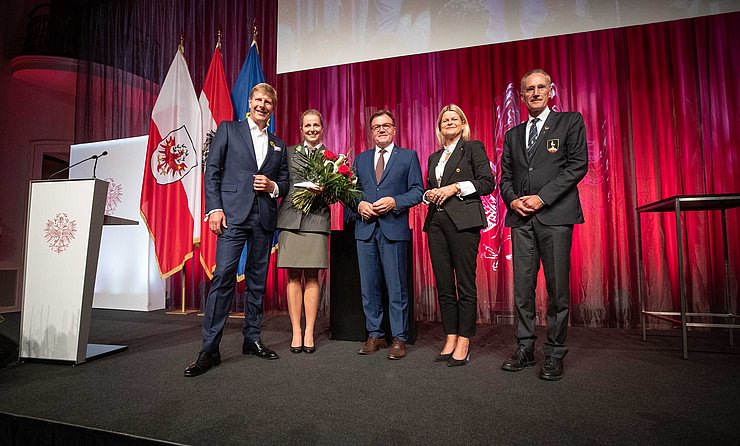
[277,230,329,269]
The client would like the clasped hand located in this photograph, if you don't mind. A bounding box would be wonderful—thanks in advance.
[426,184,457,206]
[510,195,544,216]
[358,197,396,219]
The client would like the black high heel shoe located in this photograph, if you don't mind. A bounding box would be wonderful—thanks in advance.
[290,345,303,354]
[447,350,471,367]
[303,345,316,354]
[434,353,452,362]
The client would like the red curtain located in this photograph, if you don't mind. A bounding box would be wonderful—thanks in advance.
[276,12,740,328]
[80,3,739,328]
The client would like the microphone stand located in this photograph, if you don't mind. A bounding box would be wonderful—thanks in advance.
[48,155,98,179]
[48,151,108,179]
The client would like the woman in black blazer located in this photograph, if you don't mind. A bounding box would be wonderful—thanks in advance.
[423,104,495,366]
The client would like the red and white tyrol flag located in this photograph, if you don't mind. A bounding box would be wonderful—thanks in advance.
[140,49,202,278]
[198,45,232,278]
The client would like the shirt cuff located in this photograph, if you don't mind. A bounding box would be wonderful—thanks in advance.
[270,182,279,198]
[205,209,223,221]
[457,181,476,197]
[422,190,434,205]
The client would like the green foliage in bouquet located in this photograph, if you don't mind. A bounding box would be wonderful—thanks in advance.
[291,147,363,214]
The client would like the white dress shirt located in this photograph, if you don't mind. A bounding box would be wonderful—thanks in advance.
[374,142,394,170]
[423,138,475,204]
[525,106,551,145]
[249,117,269,168]
[248,117,279,198]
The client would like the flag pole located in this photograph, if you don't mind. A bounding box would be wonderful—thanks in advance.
[166,268,198,315]
[163,35,199,316]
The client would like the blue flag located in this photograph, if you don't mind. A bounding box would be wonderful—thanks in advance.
[232,40,276,281]
[231,40,274,133]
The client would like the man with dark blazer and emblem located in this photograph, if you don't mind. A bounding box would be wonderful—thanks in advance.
[185,83,289,377]
[500,69,588,380]
[353,109,423,360]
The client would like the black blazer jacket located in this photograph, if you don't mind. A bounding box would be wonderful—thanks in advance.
[500,111,588,227]
[423,139,495,232]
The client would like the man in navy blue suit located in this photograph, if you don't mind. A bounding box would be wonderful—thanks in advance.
[353,110,423,360]
[185,83,289,377]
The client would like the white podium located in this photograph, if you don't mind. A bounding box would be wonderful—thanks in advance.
[19,179,136,364]
[70,136,165,311]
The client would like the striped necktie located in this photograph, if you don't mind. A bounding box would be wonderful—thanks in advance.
[527,118,539,158]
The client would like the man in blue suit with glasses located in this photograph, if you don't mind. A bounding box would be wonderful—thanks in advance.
[352,109,423,360]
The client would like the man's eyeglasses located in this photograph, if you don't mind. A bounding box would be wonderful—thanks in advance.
[524,84,550,93]
[371,123,394,132]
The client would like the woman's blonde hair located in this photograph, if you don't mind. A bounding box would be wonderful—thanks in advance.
[435,104,470,147]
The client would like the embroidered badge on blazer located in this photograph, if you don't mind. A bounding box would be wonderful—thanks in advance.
[546,139,559,153]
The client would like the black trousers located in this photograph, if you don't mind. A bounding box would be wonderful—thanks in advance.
[511,218,573,359]
[427,209,481,338]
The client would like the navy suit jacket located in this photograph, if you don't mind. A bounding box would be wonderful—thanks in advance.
[352,145,423,241]
[500,111,588,227]
[204,120,289,230]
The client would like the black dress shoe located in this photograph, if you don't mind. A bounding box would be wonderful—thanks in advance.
[290,345,303,354]
[184,350,221,377]
[243,340,279,360]
[434,353,452,362]
[501,348,535,372]
[539,356,564,381]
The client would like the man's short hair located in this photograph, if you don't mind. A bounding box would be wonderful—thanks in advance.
[520,69,552,92]
[369,109,395,126]
[250,82,277,103]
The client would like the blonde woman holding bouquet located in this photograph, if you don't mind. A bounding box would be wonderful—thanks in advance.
[276,109,331,354]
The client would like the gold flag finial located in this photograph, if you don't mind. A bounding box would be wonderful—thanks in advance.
[252,19,258,41]
[178,34,184,55]
[216,29,222,49]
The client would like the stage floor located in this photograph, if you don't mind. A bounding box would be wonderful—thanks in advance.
[1,309,739,445]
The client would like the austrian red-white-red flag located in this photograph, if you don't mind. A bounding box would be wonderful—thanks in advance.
[140,48,202,278]
[198,44,232,278]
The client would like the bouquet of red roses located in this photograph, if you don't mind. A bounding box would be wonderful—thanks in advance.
[291,147,362,214]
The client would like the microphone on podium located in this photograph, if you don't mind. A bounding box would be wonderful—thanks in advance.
[93,151,109,179]
[48,150,109,179]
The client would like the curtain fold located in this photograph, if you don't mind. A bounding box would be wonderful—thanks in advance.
[277,12,740,327]
[72,2,740,327]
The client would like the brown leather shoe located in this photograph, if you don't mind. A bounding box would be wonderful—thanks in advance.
[358,336,387,354]
[387,338,406,360]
